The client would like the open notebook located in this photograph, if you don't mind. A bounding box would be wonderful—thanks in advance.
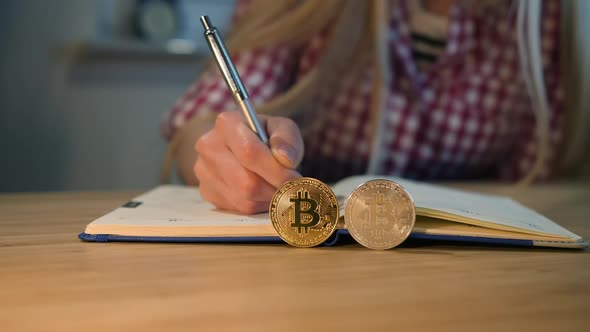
[79,175,587,249]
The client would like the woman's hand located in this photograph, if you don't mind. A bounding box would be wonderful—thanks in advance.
[195,112,304,214]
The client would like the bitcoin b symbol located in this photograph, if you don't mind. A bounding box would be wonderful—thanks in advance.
[290,189,321,233]
[365,192,396,236]
[345,180,415,249]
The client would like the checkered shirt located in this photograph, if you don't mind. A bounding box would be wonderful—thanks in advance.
[162,0,564,183]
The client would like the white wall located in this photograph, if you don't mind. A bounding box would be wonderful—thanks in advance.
[0,0,234,192]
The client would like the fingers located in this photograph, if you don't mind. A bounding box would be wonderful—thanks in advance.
[216,112,301,188]
[195,128,277,206]
[196,159,269,214]
[197,179,234,212]
[266,116,305,169]
[194,111,303,214]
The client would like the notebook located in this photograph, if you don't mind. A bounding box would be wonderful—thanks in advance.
[79,175,587,249]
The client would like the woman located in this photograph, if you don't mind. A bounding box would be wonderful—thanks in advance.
[162,0,586,214]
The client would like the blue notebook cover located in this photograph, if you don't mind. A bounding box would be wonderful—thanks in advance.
[79,229,541,248]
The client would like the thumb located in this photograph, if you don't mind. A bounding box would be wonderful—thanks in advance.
[265,116,304,169]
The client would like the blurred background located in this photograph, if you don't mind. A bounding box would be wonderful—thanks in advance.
[0,0,235,192]
[1,0,589,193]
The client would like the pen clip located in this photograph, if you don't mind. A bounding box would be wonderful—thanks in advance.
[200,15,248,102]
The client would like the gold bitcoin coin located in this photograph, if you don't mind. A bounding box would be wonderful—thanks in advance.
[345,179,415,250]
[269,177,340,247]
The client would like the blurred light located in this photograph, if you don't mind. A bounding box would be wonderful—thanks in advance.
[166,38,197,54]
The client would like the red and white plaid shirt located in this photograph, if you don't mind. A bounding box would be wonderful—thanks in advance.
[163,0,563,183]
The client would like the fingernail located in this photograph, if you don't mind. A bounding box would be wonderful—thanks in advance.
[273,143,297,166]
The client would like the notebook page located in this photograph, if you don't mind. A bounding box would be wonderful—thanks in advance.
[331,175,581,239]
[89,185,270,228]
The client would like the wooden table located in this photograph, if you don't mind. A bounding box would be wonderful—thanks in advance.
[1,183,589,331]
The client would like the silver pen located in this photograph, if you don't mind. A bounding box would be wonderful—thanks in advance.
[200,15,269,144]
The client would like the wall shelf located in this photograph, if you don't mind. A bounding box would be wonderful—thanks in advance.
[60,38,207,62]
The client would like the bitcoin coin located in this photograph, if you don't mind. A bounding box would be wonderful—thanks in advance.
[345,179,415,250]
[269,177,340,247]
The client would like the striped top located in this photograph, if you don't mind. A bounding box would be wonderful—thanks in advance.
[408,0,448,70]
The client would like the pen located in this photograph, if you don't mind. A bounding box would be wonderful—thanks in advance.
[200,15,269,144]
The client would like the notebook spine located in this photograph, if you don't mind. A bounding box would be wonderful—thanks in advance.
[95,234,110,242]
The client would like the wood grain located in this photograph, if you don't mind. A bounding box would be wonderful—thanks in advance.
[1,184,589,332]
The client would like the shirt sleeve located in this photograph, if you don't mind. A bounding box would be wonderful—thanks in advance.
[498,0,564,181]
[161,1,298,140]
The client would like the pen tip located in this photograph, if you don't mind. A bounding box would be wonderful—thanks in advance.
[200,15,212,30]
